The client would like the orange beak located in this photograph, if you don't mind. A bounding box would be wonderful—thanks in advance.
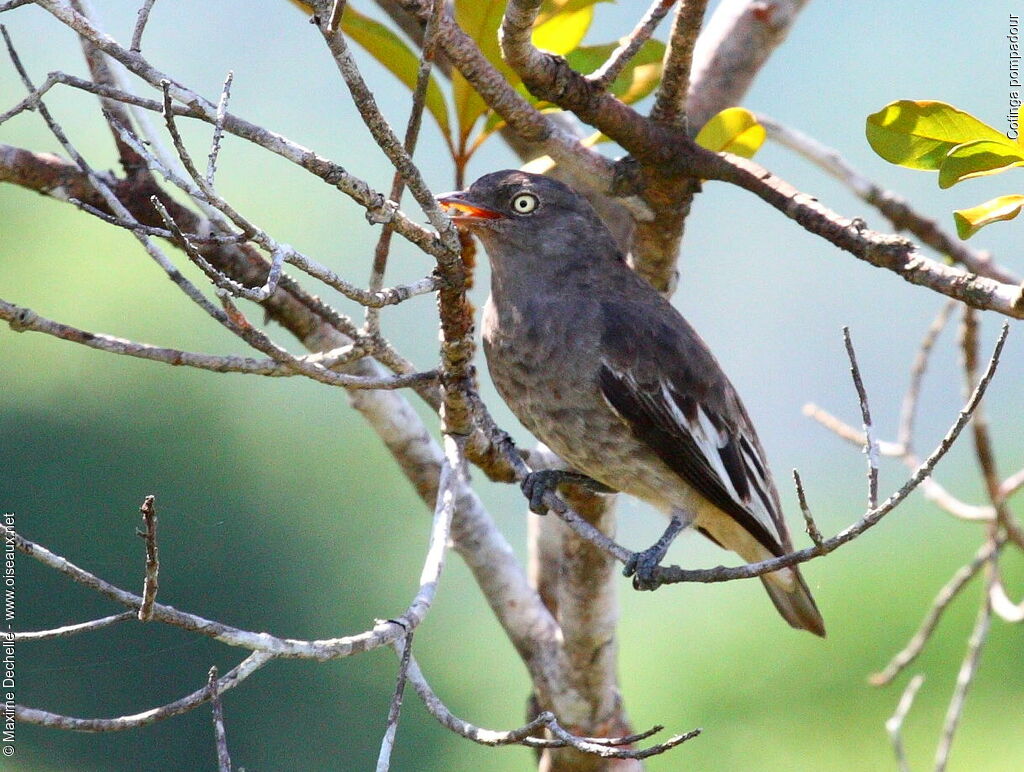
[436,193,504,223]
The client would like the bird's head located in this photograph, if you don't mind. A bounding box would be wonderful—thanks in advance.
[437,170,610,244]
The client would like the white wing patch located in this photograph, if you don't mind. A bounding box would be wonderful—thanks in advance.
[665,381,783,545]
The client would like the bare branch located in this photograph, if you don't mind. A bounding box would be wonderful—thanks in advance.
[14,612,135,642]
[792,469,823,547]
[31,0,448,258]
[377,629,414,772]
[934,595,993,772]
[130,0,158,52]
[650,0,710,129]
[207,666,233,772]
[1,432,456,661]
[365,0,444,338]
[844,328,880,508]
[205,70,232,186]
[400,645,701,759]
[802,403,903,457]
[318,13,456,248]
[760,115,1020,285]
[17,651,274,731]
[0,0,33,12]
[0,298,433,384]
[870,538,1001,687]
[804,401,995,523]
[686,0,811,133]
[886,674,925,772]
[989,566,1024,623]
[649,323,1009,585]
[136,495,159,622]
[898,301,957,452]
[960,307,1024,550]
[1000,467,1024,500]
[588,0,675,90]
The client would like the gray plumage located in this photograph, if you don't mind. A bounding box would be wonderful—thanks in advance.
[438,170,825,636]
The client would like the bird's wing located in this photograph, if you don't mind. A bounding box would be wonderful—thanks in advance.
[596,300,788,555]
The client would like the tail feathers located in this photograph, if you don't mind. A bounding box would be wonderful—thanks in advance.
[761,568,826,637]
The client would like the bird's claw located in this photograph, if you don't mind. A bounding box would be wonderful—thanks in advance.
[521,470,561,515]
[623,545,667,591]
[521,470,613,515]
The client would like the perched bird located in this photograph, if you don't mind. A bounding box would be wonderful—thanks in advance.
[437,170,825,637]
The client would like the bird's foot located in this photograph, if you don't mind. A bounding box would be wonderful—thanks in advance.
[520,470,614,515]
[623,514,687,590]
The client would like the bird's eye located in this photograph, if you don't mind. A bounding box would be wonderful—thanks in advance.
[510,192,538,215]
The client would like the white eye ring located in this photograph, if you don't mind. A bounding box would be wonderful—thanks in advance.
[510,192,538,215]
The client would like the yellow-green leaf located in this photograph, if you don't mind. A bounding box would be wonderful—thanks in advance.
[866,100,1011,170]
[453,0,515,145]
[937,139,1024,188]
[537,0,607,22]
[953,194,1024,238]
[564,40,666,104]
[695,107,766,158]
[532,7,594,55]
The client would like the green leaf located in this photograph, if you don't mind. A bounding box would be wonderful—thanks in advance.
[694,107,766,158]
[532,7,594,55]
[565,39,666,104]
[866,100,1010,170]
[937,139,1024,188]
[953,194,1024,238]
[337,8,451,139]
[453,0,515,145]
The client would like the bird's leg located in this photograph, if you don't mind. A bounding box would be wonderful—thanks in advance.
[520,470,615,515]
[623,511,691,590]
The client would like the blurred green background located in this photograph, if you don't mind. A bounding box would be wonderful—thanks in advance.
[2,1,1022,770]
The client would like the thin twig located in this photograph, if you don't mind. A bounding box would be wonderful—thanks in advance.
[886,674,925,772]
[898,301,957,452]
[208,666,232,772]
[129,0,158,52]
[365,0,444,337]
[760,115,1020,286]
[32,0,450,257]
[844,327,880,509]
[803,402,994,522]
[792,469,823,547]
[1000,467,1024,500]
[933,592,993,772]
[647,323,1009,585]
[206,70,233,186]
[402,650,700,758]
[0,0,33,12]
[377,629,415,772]
[136,494,159,622]
[0,298,410,381]
[317,14,456,248]
[588,0,676,90]
[650,0,709,129]
[17,651,274,731]
[989,564,1024,623]
[870,538,1002,686]
[960,307,1024,550]
[14,612,135,642]
[1,517,441,659]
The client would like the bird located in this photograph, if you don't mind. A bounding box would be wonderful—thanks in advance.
[437,170,825,637]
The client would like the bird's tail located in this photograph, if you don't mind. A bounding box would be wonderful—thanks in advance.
[761,567,826,637]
